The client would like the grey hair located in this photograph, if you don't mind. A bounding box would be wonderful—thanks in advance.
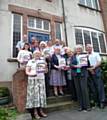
[74,44,83,51]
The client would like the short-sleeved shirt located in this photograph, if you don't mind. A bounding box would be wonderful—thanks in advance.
[88,52,101,67]
[27,58,45,79]
[17,50,32,64]
[16,41,25,50]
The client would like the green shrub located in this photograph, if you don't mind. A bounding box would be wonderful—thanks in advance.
[0,87,10,97]
[0,107,18,120]
[101,61,107,96]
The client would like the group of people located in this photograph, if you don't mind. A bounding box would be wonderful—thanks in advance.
[16,34,106,119]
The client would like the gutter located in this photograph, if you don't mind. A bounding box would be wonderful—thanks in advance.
[61,0,68,46]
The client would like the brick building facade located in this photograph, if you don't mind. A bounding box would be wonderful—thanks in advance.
[0,0,107,110]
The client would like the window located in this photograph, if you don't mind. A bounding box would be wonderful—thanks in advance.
[12,14,22,57]
[28,17,35,28]
[83,30,91,45]
[79,0,99,10]
[75,28,107,53]
[28,17,50,31]
[55,22,62,40]
[36,18,42,29]
[75,29,83,45]
[43,20,50,30]
[91,32,99,52]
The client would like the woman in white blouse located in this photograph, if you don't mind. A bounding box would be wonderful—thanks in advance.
[17,43,32,68]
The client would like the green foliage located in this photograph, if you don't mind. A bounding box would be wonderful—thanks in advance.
[0,107,18,120]
[101,61,107,96]
[0,87,10,97]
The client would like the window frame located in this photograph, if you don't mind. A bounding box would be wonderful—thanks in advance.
[28,17,51,32]
[11,13,23,58]
[79,0,100,10]
[55,22,63,40]
[75,27,107,54]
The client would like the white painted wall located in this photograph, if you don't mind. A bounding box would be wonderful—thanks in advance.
[63,0,105,50]
[0,0,105,81]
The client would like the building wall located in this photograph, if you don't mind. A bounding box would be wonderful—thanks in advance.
[99,0,107,39]
[0,0,105,81]
[64,0,105,50]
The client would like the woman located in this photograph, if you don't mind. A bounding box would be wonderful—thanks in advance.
[71,45,91,111]
[25,50,47,119]
[50,47,66,96]
[63,49,77,100]
[17,43,32,68]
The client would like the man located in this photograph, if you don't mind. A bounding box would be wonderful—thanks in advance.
[86,44,105,108]
[16,34,28,51]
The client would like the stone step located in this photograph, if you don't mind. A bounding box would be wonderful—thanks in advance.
[47,94,72,104]
[46,101,78,113]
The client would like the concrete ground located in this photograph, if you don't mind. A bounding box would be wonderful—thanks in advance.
[42,107,107,120]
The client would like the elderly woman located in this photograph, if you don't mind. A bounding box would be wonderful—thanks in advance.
[71,45,91,111]
[63,48,77,100]
[25,50,47,119]
[50,46,66,96]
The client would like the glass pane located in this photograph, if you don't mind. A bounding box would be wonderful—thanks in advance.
[36,18,42,29]
[28,17,35,28]
[55,22,61,40]
[86,0,92,7]
[98,33,106,53]
[13,14,22,57]
[83,30,91,45]
[92,0,99,9]
[91,32,99,52]
[79,0,85,5]
[75,29,83,45]
[43,20,49,30]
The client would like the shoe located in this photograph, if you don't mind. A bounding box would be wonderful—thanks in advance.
[83,110,87,112]
[39,111,47,117]
[54,92,58,97]
[78,108,83,111]
[86,108,91,111]
[59,91,64,96]
[34,113,41,119]
[100,103,104,109]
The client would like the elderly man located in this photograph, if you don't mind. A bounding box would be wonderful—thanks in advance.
[86,44,105,109]
[16,34,28,51]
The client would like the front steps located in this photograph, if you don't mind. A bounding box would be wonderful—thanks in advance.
[46,95,78,113]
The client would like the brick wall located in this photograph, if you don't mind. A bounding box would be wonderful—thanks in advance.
[99,0,107,40]
[8,5,63,42]
[12,69,27,112]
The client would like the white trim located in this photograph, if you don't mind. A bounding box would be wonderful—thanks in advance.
[60,23,63,40]
[20,15,23,41]
[11,13,14,58]
[75,27,107,54]
[28,17,50,32]
[27,29,50,35]
[97,32,101,53]
[81,29,85,50]
[11,14,23,57]
[103,34,107,53]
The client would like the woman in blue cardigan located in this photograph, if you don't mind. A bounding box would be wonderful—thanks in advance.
[50,47,66,96]
[71,45,91,111]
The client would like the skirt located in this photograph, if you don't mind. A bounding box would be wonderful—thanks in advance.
[26,76,47,109]
[50,69,66,86]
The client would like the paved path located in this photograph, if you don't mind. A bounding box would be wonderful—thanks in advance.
[42,107,107,120]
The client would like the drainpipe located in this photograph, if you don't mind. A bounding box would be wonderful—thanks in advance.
[61,0,68,46]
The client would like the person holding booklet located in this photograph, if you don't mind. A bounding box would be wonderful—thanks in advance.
[17,43,32,68]
[50,46,66,96]
[86,44,105,109]
[25,50,47,119]
[71,44,91,111]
